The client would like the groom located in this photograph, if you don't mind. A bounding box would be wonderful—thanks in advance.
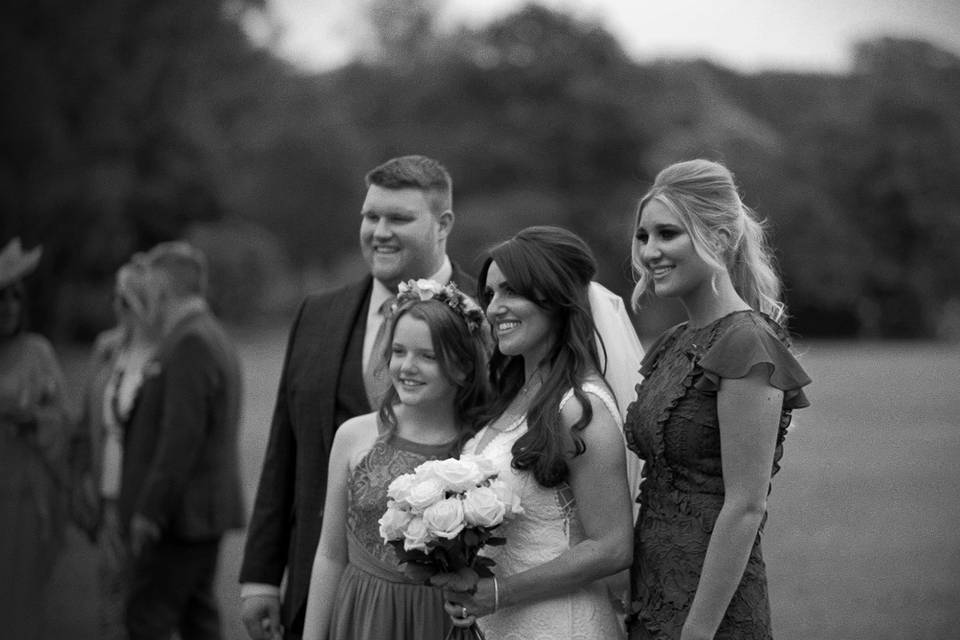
[239,155,476,640]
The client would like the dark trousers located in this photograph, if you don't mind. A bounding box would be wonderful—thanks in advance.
[126,536,223,640]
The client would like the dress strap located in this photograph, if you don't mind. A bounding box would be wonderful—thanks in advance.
[559,382,622,427]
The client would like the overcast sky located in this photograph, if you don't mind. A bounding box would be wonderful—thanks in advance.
[249,0,960,74]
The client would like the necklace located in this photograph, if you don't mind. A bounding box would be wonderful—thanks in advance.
[520,367,545,394]
[489,369,544,433]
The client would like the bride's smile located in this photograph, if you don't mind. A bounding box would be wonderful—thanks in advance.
[483,261,555,363]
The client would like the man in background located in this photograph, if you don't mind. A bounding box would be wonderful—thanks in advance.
[120,241,245,640]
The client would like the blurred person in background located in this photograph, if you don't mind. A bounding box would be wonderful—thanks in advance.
[119,241,245,640]
[0,237,72,640]
[240,155,475,640]
[72,256,163,640]
[625,159,811,640]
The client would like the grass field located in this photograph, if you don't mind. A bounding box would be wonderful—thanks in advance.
[41,328,960,640]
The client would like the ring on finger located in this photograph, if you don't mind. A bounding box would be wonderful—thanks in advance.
[461,605,468,618]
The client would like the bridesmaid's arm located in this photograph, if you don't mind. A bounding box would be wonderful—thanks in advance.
[681,366,782,640]
[302,417,372,640]
[447,393,633,618]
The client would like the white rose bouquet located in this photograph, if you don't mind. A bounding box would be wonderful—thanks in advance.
[379,453,522,639]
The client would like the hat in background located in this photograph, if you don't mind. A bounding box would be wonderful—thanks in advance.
[0,238,43,290]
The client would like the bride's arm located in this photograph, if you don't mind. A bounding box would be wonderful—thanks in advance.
[447,393,633,618]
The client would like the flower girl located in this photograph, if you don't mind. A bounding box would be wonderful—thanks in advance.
[302,280,492,640]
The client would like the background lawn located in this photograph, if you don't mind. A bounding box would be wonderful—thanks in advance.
[41,329,960,640]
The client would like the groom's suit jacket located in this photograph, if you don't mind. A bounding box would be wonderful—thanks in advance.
[239,266,475,636]
[119,308,245,539]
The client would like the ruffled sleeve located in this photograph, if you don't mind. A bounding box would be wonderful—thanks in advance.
[695,315,811,409]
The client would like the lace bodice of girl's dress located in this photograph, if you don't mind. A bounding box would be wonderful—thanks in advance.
[462,381,626,640]
[624,310,811,640]
[346,433,457,571]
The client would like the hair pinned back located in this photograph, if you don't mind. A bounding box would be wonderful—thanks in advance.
[631,159,786,324]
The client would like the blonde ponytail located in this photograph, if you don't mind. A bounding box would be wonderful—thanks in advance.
[729,203,785,324]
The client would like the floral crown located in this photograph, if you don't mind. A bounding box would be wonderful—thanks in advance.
[394,279,486,334]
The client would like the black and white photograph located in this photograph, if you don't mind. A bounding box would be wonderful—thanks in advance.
[2,1,958,639]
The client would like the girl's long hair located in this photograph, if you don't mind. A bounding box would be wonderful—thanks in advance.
[479,226,604,488]
[630,159,786,324]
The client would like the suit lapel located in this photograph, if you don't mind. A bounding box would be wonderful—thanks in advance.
[298,278,371,405]
[450,262,477,301]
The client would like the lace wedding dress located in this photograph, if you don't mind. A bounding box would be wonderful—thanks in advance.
[462,381,626,640]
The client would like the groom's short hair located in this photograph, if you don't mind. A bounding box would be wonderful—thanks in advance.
[365,155,453,217]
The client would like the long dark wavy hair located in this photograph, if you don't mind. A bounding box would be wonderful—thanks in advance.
[378,297,493,453]
[478,226,604,488]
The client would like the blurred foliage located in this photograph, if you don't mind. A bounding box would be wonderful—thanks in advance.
[2,1,959,340]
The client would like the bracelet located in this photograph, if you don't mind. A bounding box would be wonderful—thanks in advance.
[493,576,500,612]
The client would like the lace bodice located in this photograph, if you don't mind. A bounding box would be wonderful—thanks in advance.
[346,434,457,569]
[462,381,625,640]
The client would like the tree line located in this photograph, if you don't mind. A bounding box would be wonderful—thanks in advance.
[2,1,958,340]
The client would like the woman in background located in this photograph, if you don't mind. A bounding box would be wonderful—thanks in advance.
[0,238,71,640]
[625,159,812,639]
[73,257,161,640]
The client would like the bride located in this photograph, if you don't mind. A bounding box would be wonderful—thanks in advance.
[443,226,635,640]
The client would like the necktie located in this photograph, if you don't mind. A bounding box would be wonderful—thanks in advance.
[364,297,396,410]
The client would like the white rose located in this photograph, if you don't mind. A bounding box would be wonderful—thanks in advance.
[413,459,441,482]
[422,497,466,539]
[430,458,483,493]
[387,473,417,505]
[406,478,445,511]
[462,486,507,527]
[489,478,523,518]
[460,453,498,479]
[378,502,413,541]
[403,516,431,552]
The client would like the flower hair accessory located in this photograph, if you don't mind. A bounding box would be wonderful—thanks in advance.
[395,279,486,334]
